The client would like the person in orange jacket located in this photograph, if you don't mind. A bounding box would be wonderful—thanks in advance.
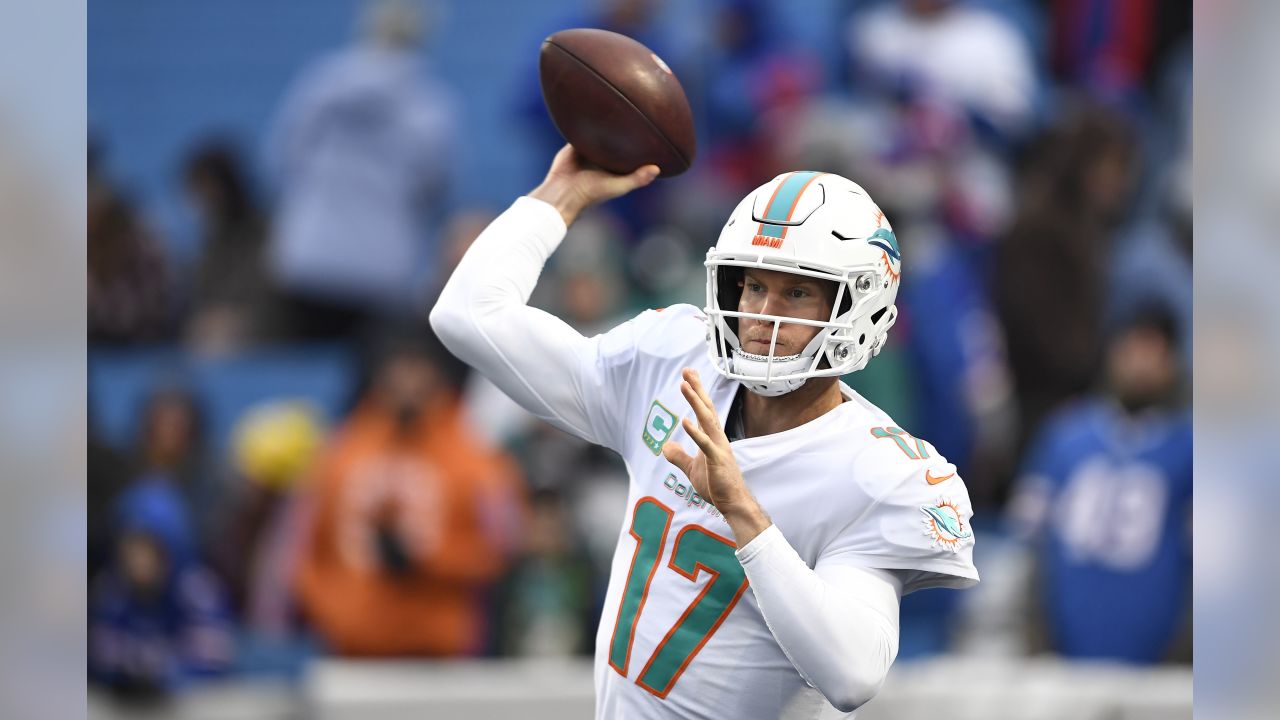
[296,334,526,656]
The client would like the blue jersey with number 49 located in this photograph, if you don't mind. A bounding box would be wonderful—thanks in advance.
[1011,399,1192,663]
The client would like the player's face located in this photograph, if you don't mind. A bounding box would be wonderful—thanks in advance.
[737,268,836,356]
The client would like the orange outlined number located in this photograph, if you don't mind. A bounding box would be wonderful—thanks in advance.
[608,497,672,676]
[609,498,749,698]
[870,426,930,460]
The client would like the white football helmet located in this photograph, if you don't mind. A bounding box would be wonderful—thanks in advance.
[705,171,901,396]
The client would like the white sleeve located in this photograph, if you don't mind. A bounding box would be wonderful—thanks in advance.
[429,196,636,450]
[736,525,902,713]
[836,451,981,594]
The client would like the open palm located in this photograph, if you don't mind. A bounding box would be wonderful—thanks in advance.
[661,368,748,512]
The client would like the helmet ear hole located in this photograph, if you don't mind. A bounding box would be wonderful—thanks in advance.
[858,333,866,345]
[837,292,853,317]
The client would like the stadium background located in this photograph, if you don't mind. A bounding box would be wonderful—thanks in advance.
[87,0,1192,717]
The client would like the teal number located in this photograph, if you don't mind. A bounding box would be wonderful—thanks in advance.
[636,526,749,697]
[870,426,929,459]
[609,498,672,675]
[609,498,750,698]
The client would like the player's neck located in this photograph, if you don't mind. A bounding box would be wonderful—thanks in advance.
[741,377,845,439]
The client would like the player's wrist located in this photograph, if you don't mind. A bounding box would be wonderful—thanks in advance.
[528,178,590,226]
[719,495,772,547]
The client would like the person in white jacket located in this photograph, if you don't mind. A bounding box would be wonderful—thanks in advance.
[265,0,456,331]
[430,146,978,719]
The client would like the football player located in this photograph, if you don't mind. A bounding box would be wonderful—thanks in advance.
[430,146,978,718]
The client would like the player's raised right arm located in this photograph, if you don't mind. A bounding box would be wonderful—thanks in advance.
[428,146,657,444]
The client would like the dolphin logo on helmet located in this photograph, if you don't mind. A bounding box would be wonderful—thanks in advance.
[704,171,901,396]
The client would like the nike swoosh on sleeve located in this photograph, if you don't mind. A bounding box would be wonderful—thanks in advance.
[925,469,955,485]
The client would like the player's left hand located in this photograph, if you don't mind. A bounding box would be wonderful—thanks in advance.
[662,368,751,514]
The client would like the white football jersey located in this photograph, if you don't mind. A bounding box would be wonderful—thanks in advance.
[562,303,979,719]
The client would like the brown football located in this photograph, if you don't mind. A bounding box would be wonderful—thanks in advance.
[539,28,696,177]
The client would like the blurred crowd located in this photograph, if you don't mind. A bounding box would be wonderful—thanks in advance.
[88,0,1192,701]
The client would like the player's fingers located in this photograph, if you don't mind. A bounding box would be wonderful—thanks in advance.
[682,368,717,413]
[679,372,726,445]
[630,163,660,182]
[681,416,715,455]
[552,144,578,170]
[661,441,694,476]
[679,380,721,439]
[603,164,659,196]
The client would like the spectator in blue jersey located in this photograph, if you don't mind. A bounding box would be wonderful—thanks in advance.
[1006,302,1191,663]
[264,0,458,338]
[89,477,236,698]
[130,385,221,557]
